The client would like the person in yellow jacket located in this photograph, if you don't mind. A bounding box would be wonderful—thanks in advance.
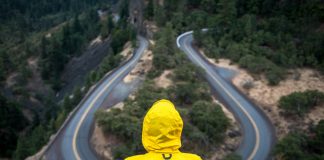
[126,99,202,160]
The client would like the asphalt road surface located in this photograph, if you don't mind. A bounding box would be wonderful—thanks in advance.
[177,31,275,160]
[45,36,148,160]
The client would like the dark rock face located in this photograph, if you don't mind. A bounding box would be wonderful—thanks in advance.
[129,0,145,35]
[228,130,242,138]
[57,39,111,100]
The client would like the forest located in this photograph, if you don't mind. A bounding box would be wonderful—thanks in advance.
[96,49,230,159]
[0,0,323,159]
[274,90,324,159]
[191,0,324,85]
[143,0,324,85]
[123,0,324,159]
[274,120,324,160]
[0,0,136,159]
[95,5,233,159]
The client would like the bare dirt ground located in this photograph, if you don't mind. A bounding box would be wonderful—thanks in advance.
[210,98,241,160]
[199,50,324,138]
[90,36,103,46]
[123,43,153,83]
[154,70,173,88]
[91,124,114,160]
[144,21,159,39]
[106,102,124,112]
[91,124,112,160]
[5,73,18,88]
[120,42,134,61]
[91,102,128,160]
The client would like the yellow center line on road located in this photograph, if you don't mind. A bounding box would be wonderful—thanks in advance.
[72,46,145,160]
[183,39,260,160]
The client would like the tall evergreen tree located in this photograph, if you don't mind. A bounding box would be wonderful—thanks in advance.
[217,0,237,29]
[145,0,154,20]
[107,15,114,34]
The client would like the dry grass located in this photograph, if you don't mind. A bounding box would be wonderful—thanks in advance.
[200,50,324,138]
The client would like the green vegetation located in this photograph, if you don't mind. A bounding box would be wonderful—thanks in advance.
[224,153,242,160]
[190,101,229,143]
[275,90,324,159]
[141,0,324,85]
[150,1,324,159]
[278,90,324,116]
[144,0,154,20]
[0,49,13,81]
[12,86,83,159]
[189,0,324,85]
[0,0,113,84]
[0,94,28,157]
[96,27,230,159]
[0,0,136,158]
[40,11,100,91]
[96,81,168,158]
[13,43,128,159]
[147,24,177,78]
[110,26,136,54]
[96,77,229,159]
[1,0,323,159]
[238,54,284,85]
[40,7,135,91]
[100,15,114,39]
[14,125,49,159]
[274,120,324,160]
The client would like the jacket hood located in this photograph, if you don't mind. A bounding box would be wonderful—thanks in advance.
[142,99,183,153]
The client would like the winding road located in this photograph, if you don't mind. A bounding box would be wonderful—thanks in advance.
[43,31,274,160]
[177,31,275,160]
[44,36,148,160]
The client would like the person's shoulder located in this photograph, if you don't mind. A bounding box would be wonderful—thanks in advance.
[180,153,202,160]
[125,154,146,160]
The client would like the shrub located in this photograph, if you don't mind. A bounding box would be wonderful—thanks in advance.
[224,153,242,160]
[274,133,306,160]
[190,101,229,143]
[278,90,324,116]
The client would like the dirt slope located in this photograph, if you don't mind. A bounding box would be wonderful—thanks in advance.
[200,50,324,138]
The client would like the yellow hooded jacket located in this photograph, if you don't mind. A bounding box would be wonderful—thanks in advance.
[125,99,202,160]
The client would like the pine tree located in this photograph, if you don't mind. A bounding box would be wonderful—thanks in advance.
[107,15,114,35]
[72,16,83,34]
[63,95,72,112]
[145,0,154,20]
[217,0,237,29]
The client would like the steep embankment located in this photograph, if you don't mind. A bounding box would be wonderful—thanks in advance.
[200,50,324,138]
[91,40,153,159]
[57,36,112,100]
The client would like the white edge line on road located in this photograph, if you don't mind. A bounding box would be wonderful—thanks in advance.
[176,31,193,48]
[179,31,260,160]
[176,29,208,48]
[72,38,146,160]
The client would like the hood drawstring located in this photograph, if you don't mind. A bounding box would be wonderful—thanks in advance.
[162,154,172,160]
